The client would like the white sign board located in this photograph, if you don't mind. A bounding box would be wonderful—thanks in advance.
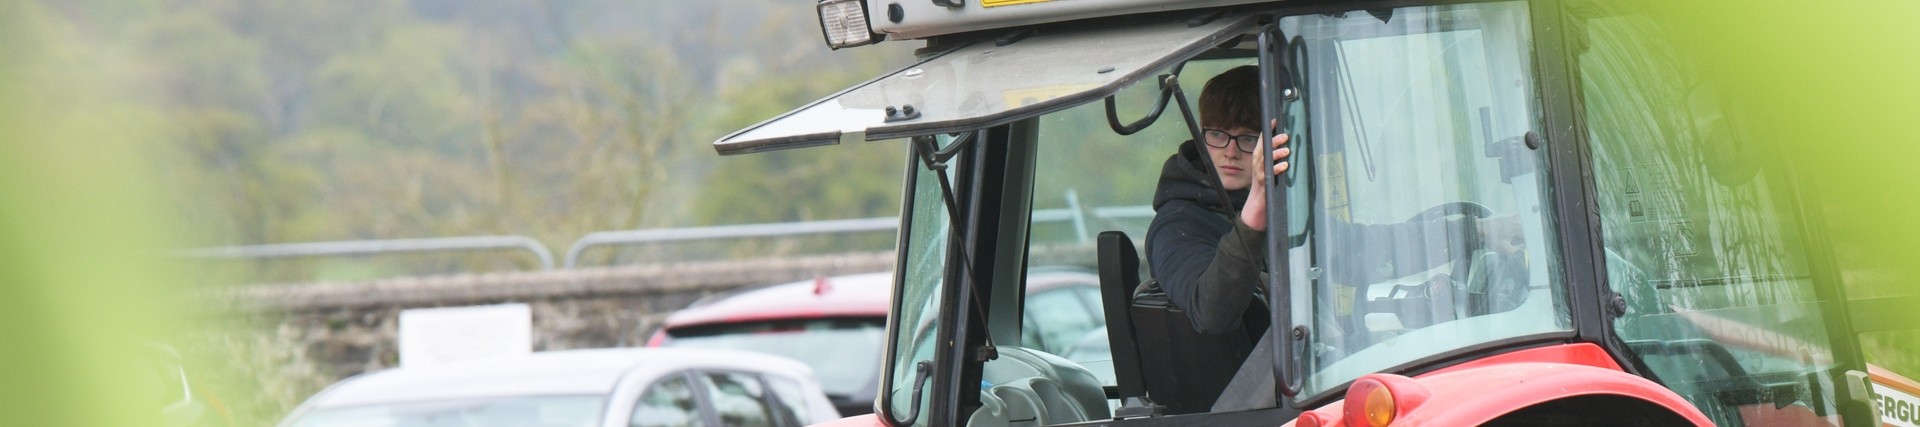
[1877,381,1920,427]
[398,303,531,368]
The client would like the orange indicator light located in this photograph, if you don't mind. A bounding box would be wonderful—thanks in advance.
[1363,383,1395,427]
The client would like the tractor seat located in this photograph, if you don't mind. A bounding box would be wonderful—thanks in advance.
[1098,231,1260,416]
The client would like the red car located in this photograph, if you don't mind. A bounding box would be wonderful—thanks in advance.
[647,269,1106,416]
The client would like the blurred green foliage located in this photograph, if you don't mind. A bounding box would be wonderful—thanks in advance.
[2,2,182,426]
[30,0,915,283]
[7,0,915,424]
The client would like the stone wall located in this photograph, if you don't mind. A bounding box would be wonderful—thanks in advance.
[209,251,896,383]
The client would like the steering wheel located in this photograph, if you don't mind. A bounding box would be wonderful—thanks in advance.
[1413,202,1532,319]
[1407,201,1493,224]
[1416,202,1530,321]
[1459,247,1530,317]
[1344,202,1528,345]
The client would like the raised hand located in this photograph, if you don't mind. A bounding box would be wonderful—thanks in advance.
[1239,133,1290,231]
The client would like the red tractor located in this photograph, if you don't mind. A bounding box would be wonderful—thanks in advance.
[716,0,1916,425]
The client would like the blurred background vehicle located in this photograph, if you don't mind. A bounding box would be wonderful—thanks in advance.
[645,272,890,416]
[647,268,1109,415]
[1019,266,1115,383]
[275,348,838,427]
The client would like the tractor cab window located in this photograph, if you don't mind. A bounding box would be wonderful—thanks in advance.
[1025,57,1260,387]
[1575,8,1845,426]
[885,135,956,423]
[885,39,1279,426]
[1276,1,1572,400]
[863,14,1259,426]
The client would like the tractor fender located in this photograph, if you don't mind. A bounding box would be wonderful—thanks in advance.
[1293,360,1712,427]
[1397,362,1711,425]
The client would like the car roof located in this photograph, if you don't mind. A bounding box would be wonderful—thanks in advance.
[1025,266,1100,293]
[660,268,1100,331]
[306,347,811,409]
[661,272,895,329]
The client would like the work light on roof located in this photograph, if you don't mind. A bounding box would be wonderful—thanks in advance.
[817,0,879,49]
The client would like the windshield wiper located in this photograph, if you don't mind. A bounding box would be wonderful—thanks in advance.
[911,133,1001,362]
[1332,45,1378,182]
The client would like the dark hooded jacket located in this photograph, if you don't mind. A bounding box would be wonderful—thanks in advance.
[1145,140,1268,335]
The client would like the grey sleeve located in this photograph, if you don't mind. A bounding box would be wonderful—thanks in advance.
[1183,221,1268,334]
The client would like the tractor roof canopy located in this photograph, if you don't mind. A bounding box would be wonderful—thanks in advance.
[712,13,1254,155]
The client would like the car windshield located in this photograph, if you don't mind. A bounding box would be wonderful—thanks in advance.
[663,319,885,399]
[1277,1,1571,399]
[287,395,605,427]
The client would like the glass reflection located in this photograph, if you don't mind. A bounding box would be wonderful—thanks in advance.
[1578,10,1842,427]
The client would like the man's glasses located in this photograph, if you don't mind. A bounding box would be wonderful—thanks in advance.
[1202,128,1260,153]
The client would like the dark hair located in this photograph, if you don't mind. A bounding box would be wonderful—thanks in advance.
[1198,65,1261,132]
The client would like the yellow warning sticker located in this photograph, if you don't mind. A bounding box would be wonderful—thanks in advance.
[1335,286,1354,315]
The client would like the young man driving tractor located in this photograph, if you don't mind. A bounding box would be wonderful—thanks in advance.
[1146,65,1523,412]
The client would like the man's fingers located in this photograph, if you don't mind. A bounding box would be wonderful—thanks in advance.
[1271,145,1291,175]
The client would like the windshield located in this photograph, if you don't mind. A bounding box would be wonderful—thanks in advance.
[1278,1,1569,399]
[287,395,605,427]
[662,319,885,400]
[1574,9,1844,425]
[884,136,953,425]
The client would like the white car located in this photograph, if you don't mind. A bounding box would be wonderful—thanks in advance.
[278,348,841,427]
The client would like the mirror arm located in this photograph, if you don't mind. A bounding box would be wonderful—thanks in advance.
[1104,79,1176,135]
[1104,62,1190,136]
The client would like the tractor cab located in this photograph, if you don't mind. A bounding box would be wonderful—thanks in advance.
[716,1,1901,426]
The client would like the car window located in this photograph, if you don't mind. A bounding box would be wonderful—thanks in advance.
[632,375,702,427]
[702,371,779,427]
[1023,287,1101,355]
[760,374,814,424]
[663,319,884,401]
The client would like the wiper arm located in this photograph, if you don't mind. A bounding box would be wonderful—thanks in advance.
[911,134,1000,362]
[885,361,934,426]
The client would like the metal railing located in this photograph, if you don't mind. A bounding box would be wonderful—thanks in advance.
[180,235,557,271]
[562,201,1155,269]
[183,199,1156,272]
[563,217,900,269]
